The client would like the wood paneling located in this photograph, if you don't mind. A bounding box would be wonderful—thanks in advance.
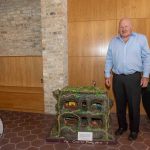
[68,20,117,56]
[0,56,43,87]
[0,86,44,113]
[68,0,117,21]
[117,0,150,19]
[69,57,105,86]
[0,56,44,113]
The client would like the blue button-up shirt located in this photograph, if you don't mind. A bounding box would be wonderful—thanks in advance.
[105,32,150,78]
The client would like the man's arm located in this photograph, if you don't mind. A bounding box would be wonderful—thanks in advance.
[104,44,113,87]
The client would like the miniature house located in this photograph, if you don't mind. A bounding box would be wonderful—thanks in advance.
[47,86,114,143]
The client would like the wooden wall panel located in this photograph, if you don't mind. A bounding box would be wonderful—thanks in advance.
[0,56,44,113]
[68,0,117,21]
[117,0,150,19]
[69,57,105,86]
[0,56,43,87]
[0,86,44,113]
[68,20,117,56]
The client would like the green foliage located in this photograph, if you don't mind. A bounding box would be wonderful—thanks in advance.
[61,86,105,95]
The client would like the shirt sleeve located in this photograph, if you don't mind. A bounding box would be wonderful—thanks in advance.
[141,35,150,78]
[104,43,113,78]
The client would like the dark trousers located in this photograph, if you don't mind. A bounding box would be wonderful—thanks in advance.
[113,72,141,132]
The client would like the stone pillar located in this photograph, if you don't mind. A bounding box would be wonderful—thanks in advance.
[41,0,68,114]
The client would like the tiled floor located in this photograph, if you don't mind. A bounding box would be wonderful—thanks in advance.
[0,110,150,150]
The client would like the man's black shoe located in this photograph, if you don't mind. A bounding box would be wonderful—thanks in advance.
[128,132,138,141]
[115,128,127,136]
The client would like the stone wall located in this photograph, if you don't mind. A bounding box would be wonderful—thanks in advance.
[0,0,68,114]
[0,0,42,56]
[41,0,68,114]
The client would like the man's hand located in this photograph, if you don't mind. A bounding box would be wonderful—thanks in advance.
[105,77,111,88]
[140,77,149,88]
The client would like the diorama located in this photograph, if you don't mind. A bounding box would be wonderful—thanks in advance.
[47,86,115,143]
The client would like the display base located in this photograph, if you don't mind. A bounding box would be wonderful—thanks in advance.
[46,135,116,144]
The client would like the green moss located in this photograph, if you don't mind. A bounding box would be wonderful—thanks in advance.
[61,86,105,94]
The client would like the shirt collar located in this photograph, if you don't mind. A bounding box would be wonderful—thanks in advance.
[116,32,136,40]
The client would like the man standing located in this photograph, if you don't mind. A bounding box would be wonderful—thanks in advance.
[105,18,150,140]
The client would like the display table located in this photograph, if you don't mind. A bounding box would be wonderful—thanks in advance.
[47,86,114,143]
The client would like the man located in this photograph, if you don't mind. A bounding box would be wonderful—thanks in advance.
[105,18,150,141]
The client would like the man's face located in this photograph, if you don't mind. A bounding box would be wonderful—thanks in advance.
[119,19,132,38]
